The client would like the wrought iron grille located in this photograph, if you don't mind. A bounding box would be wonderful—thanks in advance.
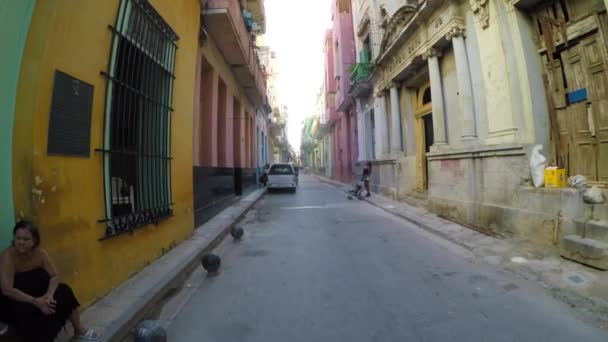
[98,0,179,237]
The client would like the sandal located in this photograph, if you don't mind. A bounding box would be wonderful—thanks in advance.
[75,329,100,340]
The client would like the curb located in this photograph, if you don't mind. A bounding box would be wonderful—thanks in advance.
[314,175,475,251]
[82,189,266,342]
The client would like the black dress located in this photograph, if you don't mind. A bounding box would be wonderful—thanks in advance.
[3,267,80,342]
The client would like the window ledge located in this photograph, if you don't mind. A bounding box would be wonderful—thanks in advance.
[369,158,397,165]
[426,143,525,161]
[100,212,173,241]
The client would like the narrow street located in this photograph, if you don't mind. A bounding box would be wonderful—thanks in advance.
[166,176,608,342]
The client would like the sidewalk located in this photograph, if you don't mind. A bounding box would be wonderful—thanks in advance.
[75,188,266,341]
[315,174,608,328]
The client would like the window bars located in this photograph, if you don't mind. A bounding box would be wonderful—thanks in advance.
[99,0,178,238]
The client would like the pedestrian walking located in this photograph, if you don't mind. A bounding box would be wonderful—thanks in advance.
[260,164,270,187]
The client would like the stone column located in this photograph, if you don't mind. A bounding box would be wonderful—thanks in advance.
[356,99,368,161]
[447,27,477,139]
[374,90,389,158]
[423,48,447,146]
[389,82,403,151]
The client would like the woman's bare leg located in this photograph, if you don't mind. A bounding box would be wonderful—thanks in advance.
[70,309,85,335]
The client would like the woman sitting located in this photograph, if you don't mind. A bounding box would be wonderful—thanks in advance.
[0,221,99,341]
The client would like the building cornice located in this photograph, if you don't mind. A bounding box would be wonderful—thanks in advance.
[373,0,464,92]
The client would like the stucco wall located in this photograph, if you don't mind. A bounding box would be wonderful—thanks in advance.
[333,5,356,109]
[427,152,608,247]
[12,0,199,307]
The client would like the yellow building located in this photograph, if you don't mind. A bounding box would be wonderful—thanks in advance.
[12,0,199,307]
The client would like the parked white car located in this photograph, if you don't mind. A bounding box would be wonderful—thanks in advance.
[267,163,297,193]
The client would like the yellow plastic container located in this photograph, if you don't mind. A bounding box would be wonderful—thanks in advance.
[545,168,566,188]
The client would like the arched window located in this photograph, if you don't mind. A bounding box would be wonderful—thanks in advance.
[413,82,433,116]
[422,87,432,105]
[416,83,432,110]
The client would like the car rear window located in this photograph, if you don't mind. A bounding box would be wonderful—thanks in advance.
[269,165,294,175]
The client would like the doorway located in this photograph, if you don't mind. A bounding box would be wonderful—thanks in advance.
[534,4,608,185]
[414,83,433,191]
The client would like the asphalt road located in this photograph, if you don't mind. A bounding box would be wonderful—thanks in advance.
[167,176,608,341]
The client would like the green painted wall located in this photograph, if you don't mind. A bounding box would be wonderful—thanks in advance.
[0,0,36,247]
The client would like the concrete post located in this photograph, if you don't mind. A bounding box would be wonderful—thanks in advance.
[356,99,367,161]
[389,82,403,151]
[447,28,477,139]
[423,48,447,146]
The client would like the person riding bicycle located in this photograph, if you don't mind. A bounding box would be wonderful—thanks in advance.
[362,167,371,197]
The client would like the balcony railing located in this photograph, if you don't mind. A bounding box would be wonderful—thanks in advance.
[348,63,374,98]
[349,63,374,85]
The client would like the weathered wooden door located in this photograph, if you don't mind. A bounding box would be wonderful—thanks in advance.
[556,31,608,184]
[544,59,570,170]
[561,44,597,181]
[580,34,608,183]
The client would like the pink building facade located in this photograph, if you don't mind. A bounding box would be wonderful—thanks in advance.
[194,0,270,226]
[327,0,358,184]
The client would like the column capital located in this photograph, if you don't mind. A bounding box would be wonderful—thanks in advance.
[446,26,466,41]
[375,89,388,97]
[389,81,401,89]
[422,47,443,60]
[470,0,490,29]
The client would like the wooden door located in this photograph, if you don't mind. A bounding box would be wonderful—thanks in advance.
[580,34,608,183]
[561,44,598,181]
[414,83,432,192]
[544,58,570,171]
[415,117,426,191]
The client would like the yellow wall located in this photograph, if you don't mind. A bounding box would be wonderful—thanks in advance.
[13,0,199,307]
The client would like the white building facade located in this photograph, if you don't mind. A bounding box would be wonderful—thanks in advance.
[349,0,608,269]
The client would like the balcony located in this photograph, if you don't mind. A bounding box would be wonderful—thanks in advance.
[313,123,328,139]
[203,0,266,106]
[245,0,266,33]
[348,63,374,98]
[268,111,286,138]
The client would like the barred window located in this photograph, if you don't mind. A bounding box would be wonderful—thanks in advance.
[99,0,178,237]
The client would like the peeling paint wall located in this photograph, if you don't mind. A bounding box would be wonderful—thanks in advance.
[12,0,198,307]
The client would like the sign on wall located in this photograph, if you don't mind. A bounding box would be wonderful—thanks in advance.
[47,70,94,157]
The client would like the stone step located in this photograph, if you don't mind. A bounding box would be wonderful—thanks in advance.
[575,219,608,242]
[560,234,608,270]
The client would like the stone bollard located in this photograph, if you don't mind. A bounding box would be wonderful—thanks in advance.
[201,253,221,275]
[134,320,167,342]
[231,225,244,240]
